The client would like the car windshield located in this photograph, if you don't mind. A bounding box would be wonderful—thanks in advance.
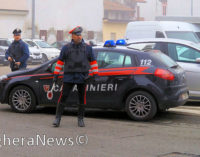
[166,31,200,43]
[24,41,36,47]
[35,41,53,48]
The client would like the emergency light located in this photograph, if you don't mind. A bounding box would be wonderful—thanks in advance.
[116,39,127,46]
[104,40,116,47]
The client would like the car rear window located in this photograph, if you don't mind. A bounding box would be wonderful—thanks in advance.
[148,51,177,68]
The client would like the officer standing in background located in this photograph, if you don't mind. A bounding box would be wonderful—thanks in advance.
[53,26,99,127]
[5,28,30,71]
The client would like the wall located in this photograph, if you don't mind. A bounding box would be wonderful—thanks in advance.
[26,0,104,43]
[103,22,127,41]
[138,0,200,21]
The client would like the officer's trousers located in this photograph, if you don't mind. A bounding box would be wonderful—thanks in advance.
[55,83,86,119]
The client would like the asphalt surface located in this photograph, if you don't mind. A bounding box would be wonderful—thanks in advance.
[0,65,200,157]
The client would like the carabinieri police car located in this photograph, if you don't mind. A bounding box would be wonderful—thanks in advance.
[0,40,189,121]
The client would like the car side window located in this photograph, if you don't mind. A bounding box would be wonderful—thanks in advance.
[97,51,126,68]
[156,31,165,38]
[128,43,156,52]
[168,43,200,62]
[124,55,132,67]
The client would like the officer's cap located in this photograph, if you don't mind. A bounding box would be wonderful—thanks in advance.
[69,26,83,36]
[13,28,22,36]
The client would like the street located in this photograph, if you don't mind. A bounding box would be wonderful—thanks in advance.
[0,65,200,157]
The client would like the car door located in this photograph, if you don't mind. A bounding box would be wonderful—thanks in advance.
[38,61,64,105]
[166,43,200,99]
[86,49,136,108]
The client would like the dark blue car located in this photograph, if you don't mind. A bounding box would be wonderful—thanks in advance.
[0,43,189,121]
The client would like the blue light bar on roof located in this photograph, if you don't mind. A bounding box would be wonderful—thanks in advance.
[116,39,127,46]
[104,40,116,47]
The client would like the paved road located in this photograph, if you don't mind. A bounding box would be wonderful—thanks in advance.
[0,65,200,157]
[0,104,199,157]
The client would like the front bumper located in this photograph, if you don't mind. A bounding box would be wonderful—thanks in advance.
[0,82,7,103]
[28,55,43,63]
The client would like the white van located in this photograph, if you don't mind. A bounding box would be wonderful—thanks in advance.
[125,21,200,43]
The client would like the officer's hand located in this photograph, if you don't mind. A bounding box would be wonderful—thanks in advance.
[53,75,59,84]
[8,57,13,62]
[84,75,92,82]
[15,62,21,66]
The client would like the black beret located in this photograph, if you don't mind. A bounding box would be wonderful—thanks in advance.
[13,28,22,35]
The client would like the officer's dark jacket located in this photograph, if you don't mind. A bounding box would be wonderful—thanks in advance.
[54,40,98,83]
[5,39,30,68]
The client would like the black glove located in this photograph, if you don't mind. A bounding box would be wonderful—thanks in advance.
[84,75,92,82]
[93,74,98,77]
[53,75,59,84]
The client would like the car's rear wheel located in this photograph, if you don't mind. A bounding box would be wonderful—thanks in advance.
[125,91,157,121]
[9,86,36,113]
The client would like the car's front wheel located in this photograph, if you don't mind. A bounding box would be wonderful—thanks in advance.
[9,86,37,113]
[125,91,157,121]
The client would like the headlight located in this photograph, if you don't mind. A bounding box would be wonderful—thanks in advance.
[0,75,8,81]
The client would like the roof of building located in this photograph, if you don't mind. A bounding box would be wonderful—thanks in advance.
[104,0,134,12]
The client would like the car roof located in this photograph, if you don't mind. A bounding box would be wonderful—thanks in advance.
[127,38,200,50]
[93,45,150,56]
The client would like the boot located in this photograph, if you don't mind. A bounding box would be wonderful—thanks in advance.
[53,103,64,127]
[78,105,85,127]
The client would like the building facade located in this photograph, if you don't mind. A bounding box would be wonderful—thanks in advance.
[103,0,146,41]
[138,0,200,23]
[0,0,103,43]
[0,0,29,38]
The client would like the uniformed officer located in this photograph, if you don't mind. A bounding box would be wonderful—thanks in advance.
[52,26,98,127]
[5,28,30,71]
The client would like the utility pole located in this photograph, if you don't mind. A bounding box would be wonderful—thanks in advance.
[191,0,193,16]
[32,0,35,39]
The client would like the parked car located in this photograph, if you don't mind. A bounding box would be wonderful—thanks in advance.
[0,40,188,121]
[51,41,68,50]
[0,46,9,65]
[24,39,60,63]
[127,38,200,101]
[0,38,43,64]
[125,21,200,44]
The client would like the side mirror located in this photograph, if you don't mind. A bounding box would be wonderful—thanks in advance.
[34,46,39,49]
[196,58,200,63]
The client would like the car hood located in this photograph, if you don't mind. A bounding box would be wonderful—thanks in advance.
[29,47,41,53]
[6,57,58,78]
[6,68,40,78]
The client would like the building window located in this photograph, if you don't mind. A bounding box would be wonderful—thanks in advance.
[88,31,94,40]
[57,30,64,41]
[40,30,47,41]
[110,33,116,40]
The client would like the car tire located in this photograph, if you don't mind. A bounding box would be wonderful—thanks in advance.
[42,54,48,63]
[9,86,37,113]
[125,91,157,121]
